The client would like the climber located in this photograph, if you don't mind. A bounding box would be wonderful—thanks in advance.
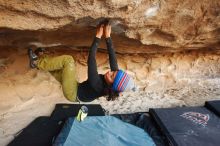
[27,22,136,102]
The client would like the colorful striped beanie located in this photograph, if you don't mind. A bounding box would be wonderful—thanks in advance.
[112,70,136,92]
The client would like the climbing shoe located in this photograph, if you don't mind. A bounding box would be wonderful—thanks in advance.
[28,48,38,68]
[34,47,46,56]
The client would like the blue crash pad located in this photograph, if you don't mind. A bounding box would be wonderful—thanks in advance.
[53,116,156,146]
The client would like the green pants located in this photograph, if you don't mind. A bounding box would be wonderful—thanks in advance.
[37,55,78,102]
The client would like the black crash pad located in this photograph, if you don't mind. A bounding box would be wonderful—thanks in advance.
[50,104,105,121]
[150,106,220,146]
[8,104,105,146]
[205,100,220,117]
[7,117,63,146]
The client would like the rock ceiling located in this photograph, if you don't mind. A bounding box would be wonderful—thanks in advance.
[0,0,219,53]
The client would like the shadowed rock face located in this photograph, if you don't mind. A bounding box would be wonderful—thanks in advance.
[0,0,219,53]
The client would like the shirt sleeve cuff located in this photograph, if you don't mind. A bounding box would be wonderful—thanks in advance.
[105,37,112,43]
[95,37,101,41]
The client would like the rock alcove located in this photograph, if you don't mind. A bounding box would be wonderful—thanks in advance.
[0,0,220,145]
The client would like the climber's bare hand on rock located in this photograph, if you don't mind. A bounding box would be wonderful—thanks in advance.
[105,24,111,38]
[96,24,104,39]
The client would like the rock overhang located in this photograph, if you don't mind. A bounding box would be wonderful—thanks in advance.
[0,0,219,53]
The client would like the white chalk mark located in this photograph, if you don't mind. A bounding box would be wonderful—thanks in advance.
[145,4,160,18]
[29,42,62,47]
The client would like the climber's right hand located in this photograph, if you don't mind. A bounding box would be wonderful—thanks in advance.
[96,24,104,39]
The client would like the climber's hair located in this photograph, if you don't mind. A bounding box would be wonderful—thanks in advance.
[106,88,119,101]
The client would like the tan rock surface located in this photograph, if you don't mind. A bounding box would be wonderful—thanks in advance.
[0,0,219,53]
[0,48,220,145]
[0,1,220,145]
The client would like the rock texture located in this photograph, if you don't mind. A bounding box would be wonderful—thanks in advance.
[0,1,220,145]
[1,48,220,146]
[0,48,220,116]
[0,0,219,53]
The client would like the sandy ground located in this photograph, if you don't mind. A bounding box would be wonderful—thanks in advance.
[0,49,220,146]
